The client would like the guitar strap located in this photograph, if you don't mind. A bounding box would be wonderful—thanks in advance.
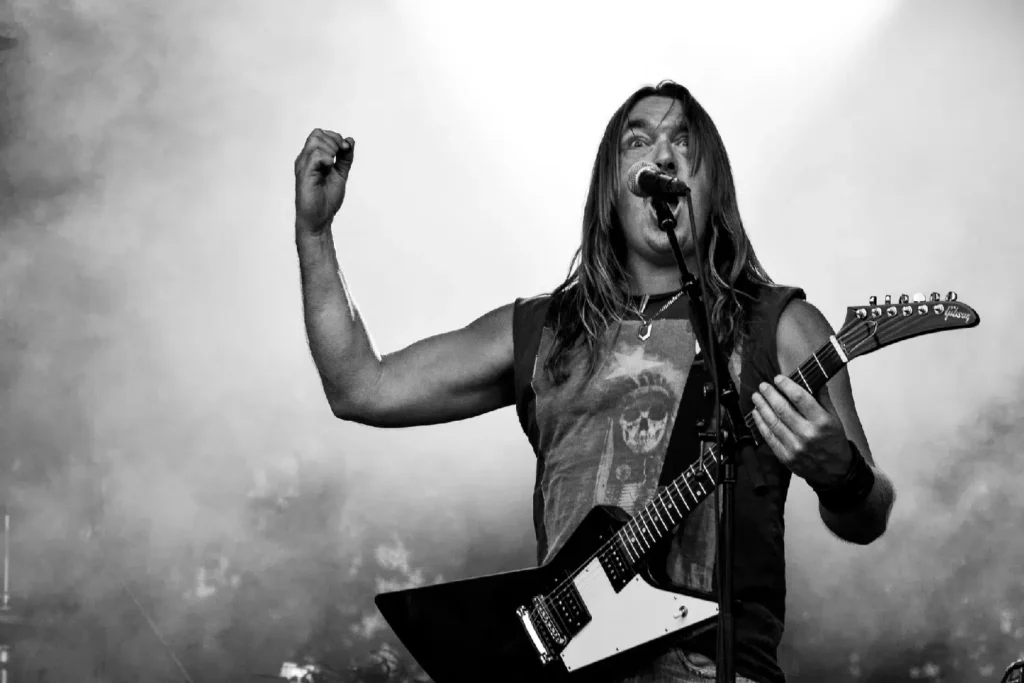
[657,349,713,487]
[657,349,768,492]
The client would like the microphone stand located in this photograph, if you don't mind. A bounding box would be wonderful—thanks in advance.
[651,195,758,683]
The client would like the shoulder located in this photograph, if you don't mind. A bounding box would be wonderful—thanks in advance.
[775,298,835,372]
[514,292,553,313]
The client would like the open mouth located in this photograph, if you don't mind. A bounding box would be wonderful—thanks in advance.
[647,197,681,221]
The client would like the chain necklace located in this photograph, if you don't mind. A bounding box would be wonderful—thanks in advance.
[634,290,684,341]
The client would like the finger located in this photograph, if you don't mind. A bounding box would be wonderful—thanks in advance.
[309,141,341,161]
[319,129,346,148]
[772,375,828,421]
[757,381,810,436]
[303,149,336,177]
[752,390,801,455]
[333,137,355,176]
[297,129,340,164]
[304,127,338,148]
[750,406,791,465]
[295,140,338,174]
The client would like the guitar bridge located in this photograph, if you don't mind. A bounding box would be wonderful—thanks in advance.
[515,605,556,665]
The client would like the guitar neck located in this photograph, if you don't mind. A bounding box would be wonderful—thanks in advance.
[613,335,849,566]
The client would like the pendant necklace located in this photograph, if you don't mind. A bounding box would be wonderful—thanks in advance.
[635,291,684,341]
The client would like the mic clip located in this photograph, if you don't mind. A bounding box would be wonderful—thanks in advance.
[651,198,677,232]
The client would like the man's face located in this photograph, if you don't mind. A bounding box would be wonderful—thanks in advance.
[615,95,710,271]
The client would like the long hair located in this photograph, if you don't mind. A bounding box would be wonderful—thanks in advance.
[544,81,773,384]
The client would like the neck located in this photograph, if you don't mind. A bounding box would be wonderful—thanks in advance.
[626,255,699,295]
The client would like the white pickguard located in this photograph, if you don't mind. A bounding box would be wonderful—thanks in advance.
[559,557,719,672]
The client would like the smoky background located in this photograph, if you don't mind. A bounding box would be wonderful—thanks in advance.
[0,0,1022,681]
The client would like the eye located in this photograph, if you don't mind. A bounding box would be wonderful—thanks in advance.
[623,135,649,149]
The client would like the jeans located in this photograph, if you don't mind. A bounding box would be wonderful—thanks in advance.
[570,646,760,683]
[613,649,759,683]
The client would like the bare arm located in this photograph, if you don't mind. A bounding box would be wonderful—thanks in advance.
[774,299,896,544]
[294,129,515,427]
[298,230,514,427]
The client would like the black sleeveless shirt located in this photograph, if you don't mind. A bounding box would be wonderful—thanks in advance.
[511,284,805,683]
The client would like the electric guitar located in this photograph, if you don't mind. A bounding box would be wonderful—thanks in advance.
[374,292,980,683]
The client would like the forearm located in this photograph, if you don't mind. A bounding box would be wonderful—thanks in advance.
[296,225,381,415]
[819,465,895,545]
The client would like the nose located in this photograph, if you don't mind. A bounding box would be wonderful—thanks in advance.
[653,139,678,175]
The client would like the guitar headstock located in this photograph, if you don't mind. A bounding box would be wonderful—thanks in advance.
[837,291,980,361]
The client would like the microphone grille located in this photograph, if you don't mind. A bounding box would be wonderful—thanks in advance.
[626,160,657,197]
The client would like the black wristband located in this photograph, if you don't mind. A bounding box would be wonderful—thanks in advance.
[811,440,876,514]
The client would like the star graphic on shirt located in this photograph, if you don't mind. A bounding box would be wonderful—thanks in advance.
[604,346,665,382]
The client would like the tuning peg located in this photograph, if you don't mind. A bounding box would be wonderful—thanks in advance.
[898,294,909,304]
[912,292,926,302]
[929,292,941,302]
[884,294,892,305]
[946,291,958,301]
[868,296,877,306]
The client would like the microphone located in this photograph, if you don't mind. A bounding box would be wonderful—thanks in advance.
[626,161,690,199]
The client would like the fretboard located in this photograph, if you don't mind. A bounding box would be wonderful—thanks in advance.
[611,335,849,568]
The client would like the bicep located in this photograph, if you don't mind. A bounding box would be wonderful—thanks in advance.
[776,300,874,465]
[347,303,516,427]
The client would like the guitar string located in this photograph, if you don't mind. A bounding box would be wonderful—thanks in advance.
[536,342,845,622]
[535,327,866,625]
[544,306,939,611]
[535,314,926,630]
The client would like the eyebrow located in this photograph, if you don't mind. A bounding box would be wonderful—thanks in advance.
[624,118,654,133]
[622,118,688,136]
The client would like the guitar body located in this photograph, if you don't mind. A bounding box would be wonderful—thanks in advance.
[374,506,718,683]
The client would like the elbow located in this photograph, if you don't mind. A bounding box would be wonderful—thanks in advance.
[328,392,370,423]
[321,368,382,423]
[327,389,390,427]
[329,395,357,421]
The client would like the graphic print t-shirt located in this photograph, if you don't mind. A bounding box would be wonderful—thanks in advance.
[517,293,736,593]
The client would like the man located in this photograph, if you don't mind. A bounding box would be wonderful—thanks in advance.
[293,81,896,682]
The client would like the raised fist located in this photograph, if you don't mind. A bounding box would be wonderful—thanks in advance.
[294,128,354,235]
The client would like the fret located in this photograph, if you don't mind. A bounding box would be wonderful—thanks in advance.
[637,518,654,547]
[681,473,697,502]
[627,523,644,552]
[795,366,810,393]
[649,505,666,533]
[671,481,692,512]
[620,536,636,564]
[652,501,667,530]
[622,524,638,557]
[804,361,823,391]
[666,490,681,516]
[637,510,651,538]
[629,525,643,554]
[662,494,680,526]
[811,350,826,378]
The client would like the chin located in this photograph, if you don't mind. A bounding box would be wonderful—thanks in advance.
[644,219,689,251]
